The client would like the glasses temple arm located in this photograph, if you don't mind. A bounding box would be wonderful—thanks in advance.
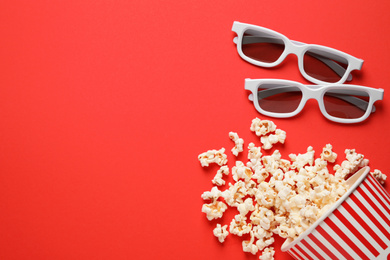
[306,52,351,81]
[324,90,376,112]
[241,35,284,45]
[256,87,374,113]
[241,36,352,81]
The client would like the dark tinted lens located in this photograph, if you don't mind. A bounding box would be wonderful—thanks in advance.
[257,85,302,113]
[303,49,349,83]
[241,29,285,63]
[323,89,369,119]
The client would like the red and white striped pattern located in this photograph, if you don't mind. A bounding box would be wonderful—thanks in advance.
[286,173,390,260]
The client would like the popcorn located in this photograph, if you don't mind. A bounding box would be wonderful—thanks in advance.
[201,200,228,221]
[245,180,258,197]
[277,185,294,201]
[300,204,319,224]
[199,118,385,259]
[345,149,369,167]
[201,187,228,220]
[250,205,274,229]
[201,186,223,201]
[261,129,286,150]
[312,184,332,202]
[255,182,277,209]
[307,159,329,186]
[256,236,274,251]
[229,132,244,156]
[212,166,229,186]
[250,118,286,150]
[251,167,269,183]
[289,146,315,170]
[321,144,337,163]
[222,181,247,207]
[213,224,229,243]
[282,170,297,187]
[198,148,228,167]
[334,149,369,179]
[253,225,273,240]
[250,118,276,136]
[259,213,274,231]
[248,142,262,164]
[333,165,350,180]
[237,198,255,216]
[279,159,291,173]
[289,194,306,210]
[229,214,252,236]
[232,161,253,182]
[276,224,293,239]
[259,247,275,260]
[262,150,282,174]
[242,231,259,255]
[371,169,387,185]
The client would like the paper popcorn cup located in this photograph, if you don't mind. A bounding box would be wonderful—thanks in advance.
[281,166,390,260]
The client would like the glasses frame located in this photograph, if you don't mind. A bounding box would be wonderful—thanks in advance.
[232,21,364,85]
[245,78,384,124]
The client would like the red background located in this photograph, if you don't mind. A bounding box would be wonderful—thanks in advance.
[0,0,389,259]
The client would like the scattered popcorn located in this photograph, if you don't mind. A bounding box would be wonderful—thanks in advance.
[212,165,229,186]
[261,129,286,150]
[245,179,258,197]
[334,149,369,179]
[213,224,229,243]
[251,166,269,183]
[199,118,386,259]
[250,118,276,136]
[279,158,291,173]
[371,169,387,185]
[242,231,259,255]
[333,165,350,180]
[253,224,272,240]
[321,144,337,163]
[198,148,228,167]
[346,149,369,167]
[232,161,253,182]
[201,186,223,201]
[255,181,277,209]
[229,214,252,236]
[237,198,255,216]
[201,186,228,221]
[250,205,274,230]
[300,204,320,225]
[259,247,275,260]
[248,142,262,164]
[256,235,274,251]
[289,146,315,170]
[222,181,247,207]
[262,150,282,174]
[250,118,286,150]
[229,132,244,156]
[202,200,228,221]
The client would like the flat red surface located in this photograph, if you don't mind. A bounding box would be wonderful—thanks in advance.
[0,1,389,259]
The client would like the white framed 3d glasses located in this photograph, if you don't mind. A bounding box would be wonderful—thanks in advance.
[232,22,364,85]
[245,79,384,123]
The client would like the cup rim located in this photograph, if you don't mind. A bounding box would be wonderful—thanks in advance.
[281,166,370,252]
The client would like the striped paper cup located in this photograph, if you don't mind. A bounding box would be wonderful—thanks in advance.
[281,166,390,260]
